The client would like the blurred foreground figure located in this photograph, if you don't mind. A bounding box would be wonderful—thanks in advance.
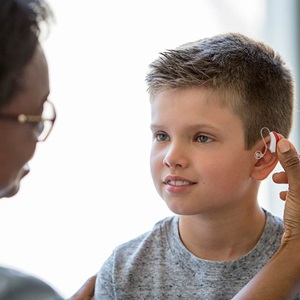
[0,0,95,299]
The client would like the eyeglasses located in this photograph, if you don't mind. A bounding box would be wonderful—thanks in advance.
[0,100,56,142]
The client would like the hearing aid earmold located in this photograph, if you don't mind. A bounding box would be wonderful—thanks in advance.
[255,127,280,159]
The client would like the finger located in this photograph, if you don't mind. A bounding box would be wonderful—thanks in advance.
[68,274,96,300]
[277,138,300,185]
[272,171,288,184]
[80,275,96,296]
[279,191,288,200]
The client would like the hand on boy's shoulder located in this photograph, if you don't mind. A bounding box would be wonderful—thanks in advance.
[273,137,300,244]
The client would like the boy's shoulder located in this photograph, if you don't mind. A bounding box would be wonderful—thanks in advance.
[264,209,284,233]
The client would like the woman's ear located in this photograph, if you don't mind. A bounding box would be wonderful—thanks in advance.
[251,147,278,181]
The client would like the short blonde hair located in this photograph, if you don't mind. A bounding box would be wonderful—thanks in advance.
[146,33,294,149]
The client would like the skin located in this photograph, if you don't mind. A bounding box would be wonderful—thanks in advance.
[69,275,96,300]
[0,44,49,198]
[150,87,278,261]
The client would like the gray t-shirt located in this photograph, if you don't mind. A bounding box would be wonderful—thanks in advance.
[95,210,300,300]
[0,266,63,300]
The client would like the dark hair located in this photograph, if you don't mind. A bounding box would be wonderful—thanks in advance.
[146,33,294,149]
[0,0,52,107]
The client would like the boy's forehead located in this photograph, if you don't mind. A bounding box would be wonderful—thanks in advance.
[150,87,242,124]
[150,87,243,126]
[150,87,230,106]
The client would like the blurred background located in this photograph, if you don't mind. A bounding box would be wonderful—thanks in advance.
[0,0,299,297]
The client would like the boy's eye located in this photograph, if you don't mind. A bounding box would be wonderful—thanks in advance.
[155,132,169,141]
[197,135,213,143]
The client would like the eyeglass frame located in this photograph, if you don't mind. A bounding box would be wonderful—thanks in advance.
[0,100,56,142]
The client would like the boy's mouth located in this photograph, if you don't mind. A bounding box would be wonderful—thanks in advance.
[166,180,191,186]
[163,176,196,186]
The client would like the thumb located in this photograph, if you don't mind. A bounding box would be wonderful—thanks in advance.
[277,138,300,185]
[277,137,300,241]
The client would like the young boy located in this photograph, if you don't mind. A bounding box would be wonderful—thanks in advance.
[95,33,298,299]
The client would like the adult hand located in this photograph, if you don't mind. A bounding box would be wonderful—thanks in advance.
[233,137,300,299]
[67,274,96,300]
[273,137,300,243]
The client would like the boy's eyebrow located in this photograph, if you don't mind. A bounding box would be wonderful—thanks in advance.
[150,124,161,131]
[150,123,222,132]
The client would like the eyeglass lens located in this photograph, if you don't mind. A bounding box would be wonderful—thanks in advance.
[36,101,55,141]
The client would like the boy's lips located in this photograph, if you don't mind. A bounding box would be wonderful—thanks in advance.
[163,175,196,194]
[163,175,196,186]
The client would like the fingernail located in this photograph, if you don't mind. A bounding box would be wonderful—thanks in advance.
[278,139,291,153]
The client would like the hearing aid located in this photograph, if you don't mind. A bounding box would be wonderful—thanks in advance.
[254,127,279,159]
[268,131,280,153]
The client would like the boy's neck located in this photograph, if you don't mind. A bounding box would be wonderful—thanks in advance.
[178,204,266,262]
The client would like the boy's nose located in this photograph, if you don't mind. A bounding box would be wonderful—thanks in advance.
[163,144,188,169]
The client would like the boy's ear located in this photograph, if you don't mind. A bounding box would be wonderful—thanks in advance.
[251,147,278,181]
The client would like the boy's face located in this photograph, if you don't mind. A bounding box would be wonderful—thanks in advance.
[150,87,259,216]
